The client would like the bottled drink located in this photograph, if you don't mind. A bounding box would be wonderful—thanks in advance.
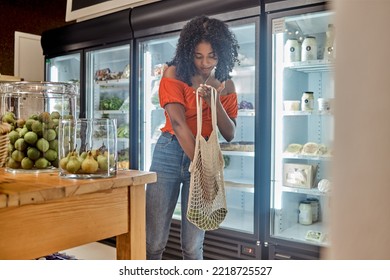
[301,36,317,61]
[323,24,335,61]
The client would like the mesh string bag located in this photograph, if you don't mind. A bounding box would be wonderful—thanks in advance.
[187,86,227,231]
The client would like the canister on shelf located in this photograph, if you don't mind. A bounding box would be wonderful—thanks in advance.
[299,201,313,225]
[306,198,319,222]
[301,91,314,111]
[323,24,336,61]
[284,38,301,63]
[301,36,317,61]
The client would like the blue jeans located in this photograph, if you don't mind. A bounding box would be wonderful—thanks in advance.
[146,132,205,260]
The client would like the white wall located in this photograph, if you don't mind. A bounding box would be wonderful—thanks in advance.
[14,31,44,81]
[325,0,390,259]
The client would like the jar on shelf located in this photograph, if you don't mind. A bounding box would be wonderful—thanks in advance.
[58,118,117,179]
[301,36,317,61]
[284,38,301,63]
[299,201,313,225]
[306,198,320,223]
[0,82,78,173]
[301,91,314,111]
[323,24,336,61]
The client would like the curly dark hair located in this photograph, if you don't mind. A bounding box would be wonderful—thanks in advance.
[167,15,240,86]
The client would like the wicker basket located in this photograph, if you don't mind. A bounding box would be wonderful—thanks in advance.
[0,134,9,167]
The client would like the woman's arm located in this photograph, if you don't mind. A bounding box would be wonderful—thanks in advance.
[162,65,197,160]
[200,79,237,142]
[165,103,196,160]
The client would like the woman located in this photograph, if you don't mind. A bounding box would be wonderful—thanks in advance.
[146,15,240,260]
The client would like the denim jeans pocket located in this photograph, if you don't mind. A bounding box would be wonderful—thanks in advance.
[156,132,175,149]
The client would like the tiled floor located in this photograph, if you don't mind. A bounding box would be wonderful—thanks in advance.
[60,242,116,260]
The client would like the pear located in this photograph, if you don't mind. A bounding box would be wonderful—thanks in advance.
[66,154,81,174]
[81,151,99,173]
[97,154,108,171]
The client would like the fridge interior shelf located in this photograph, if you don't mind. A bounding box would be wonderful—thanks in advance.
[281,185,328,196]
[275,222,329,246]
[222,150,254,157]
[282,153,332,161]
[96,110,129,115]
[238,109,255,117]
[95,79,129,86]
[225,180,254,192]
[284,60,335,73]
[283,111,332,116]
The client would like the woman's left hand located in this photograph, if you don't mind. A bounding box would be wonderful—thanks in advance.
[199,84,219,106]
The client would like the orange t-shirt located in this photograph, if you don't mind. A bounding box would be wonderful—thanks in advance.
[159,77,238,138]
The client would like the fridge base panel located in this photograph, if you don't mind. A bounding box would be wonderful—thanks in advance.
[163,219,261,260]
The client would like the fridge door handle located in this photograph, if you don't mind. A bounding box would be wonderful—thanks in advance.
[274,253,292,259]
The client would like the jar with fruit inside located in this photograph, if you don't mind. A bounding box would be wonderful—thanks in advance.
[58,118,117,179]
[0,82,77,173]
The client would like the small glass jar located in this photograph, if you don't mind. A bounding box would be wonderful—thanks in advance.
[301,91,314,111]
[301,36,317,61]
[0,82,78,173]
[58,118,117,179]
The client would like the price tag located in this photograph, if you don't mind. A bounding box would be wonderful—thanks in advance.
[273,18,285,34]
[305,230,325,242]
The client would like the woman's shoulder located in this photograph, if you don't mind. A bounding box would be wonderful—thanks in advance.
[220,79,236,95]
[162,65,177,79]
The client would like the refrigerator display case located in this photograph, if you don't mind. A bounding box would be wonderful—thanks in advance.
[85,44,131,168]
[137,21,257,234]
[264,1,334,259]
[41,9,134,170]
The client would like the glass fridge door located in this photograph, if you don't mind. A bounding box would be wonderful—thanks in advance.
[138,34,179,173]
[270,11,335,246]
[85,44,130,168]
[45,52,81,116]
[45,52,81,83]
[138,20,257,235]
[220,21,257,234]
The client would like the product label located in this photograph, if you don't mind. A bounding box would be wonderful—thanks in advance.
[301,98,314,111]
[273,18,285,34]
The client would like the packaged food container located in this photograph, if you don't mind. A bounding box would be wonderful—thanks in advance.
[317,98,332,112]
[301,91,314,111]
[301,36,317,61]
[283,100,301,111]
[306,198,320,223]
[284,38,301,63]
[299,201,313,225]
[323,24,336,61]
[0,82,78,173]
[58,118,117,179]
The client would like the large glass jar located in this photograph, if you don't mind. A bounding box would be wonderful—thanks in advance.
[58,118,117,179]
[0,82,78,172]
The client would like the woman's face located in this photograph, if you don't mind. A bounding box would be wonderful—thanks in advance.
[193,41,218,77]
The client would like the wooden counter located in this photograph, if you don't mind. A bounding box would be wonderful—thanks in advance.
[0,168,156,260]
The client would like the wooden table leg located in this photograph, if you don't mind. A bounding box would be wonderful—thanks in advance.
[116,184,146,260]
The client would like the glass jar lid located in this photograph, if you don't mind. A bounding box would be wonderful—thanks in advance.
[1,81,78,97]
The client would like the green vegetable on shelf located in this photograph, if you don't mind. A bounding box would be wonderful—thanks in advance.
[99,96,124,110]
[117,124,129,138]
